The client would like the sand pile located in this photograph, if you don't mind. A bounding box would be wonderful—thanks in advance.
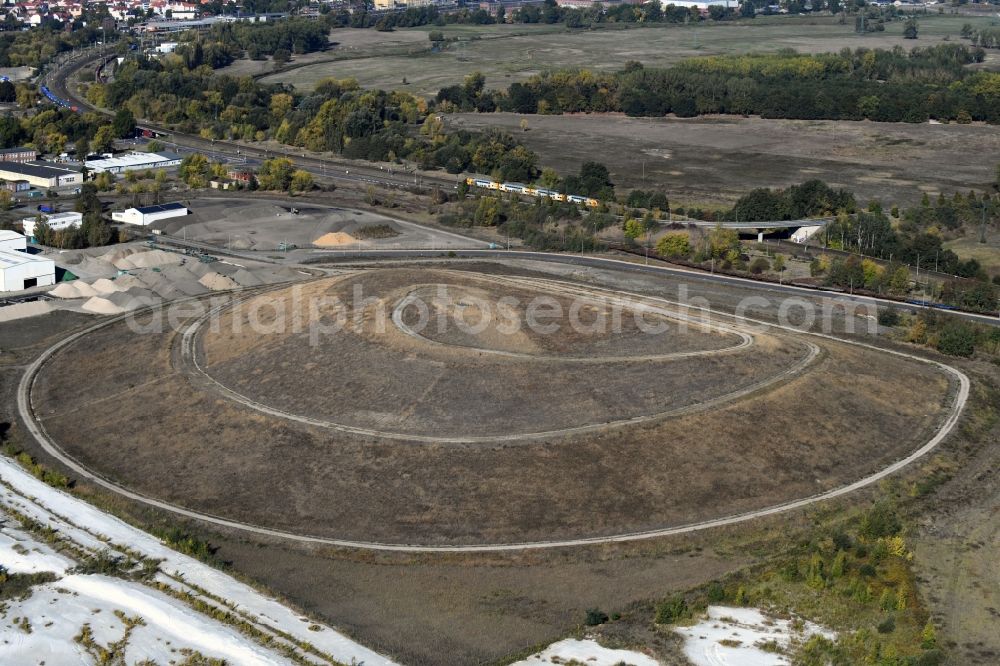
[233,269,262,287]
[81,297,127,316]
[108,290,158,310]
[313,232,358,248]
[153,266,209,296]
[73,256,120,278]
[91,278,126,295]
[50,283,85,299]
[0,300,54,322]
[199,272,240,291]
[114,249,183,270]
[49,281,100,299]
[111,275,146,291]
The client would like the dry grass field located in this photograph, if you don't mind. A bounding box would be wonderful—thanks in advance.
[256,15,996,97]
[445,112,1000,206]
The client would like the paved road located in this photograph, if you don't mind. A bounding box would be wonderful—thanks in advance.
[16,270,970,552]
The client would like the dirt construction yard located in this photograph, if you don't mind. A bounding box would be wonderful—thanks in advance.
[31,265,957,547]
[160,197,481,252]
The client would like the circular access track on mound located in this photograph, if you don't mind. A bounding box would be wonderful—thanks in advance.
[19,266,969,551]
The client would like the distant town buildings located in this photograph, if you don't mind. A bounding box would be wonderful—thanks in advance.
[0,161,82,189]
[21,212,84,242]
[0,147,39,165]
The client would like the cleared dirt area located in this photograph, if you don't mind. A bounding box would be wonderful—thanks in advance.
[31,264,954,547]
[261,16,991,97]
[162,197,480,251]
[446,112,1000,206]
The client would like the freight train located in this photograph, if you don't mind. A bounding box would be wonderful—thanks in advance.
[39,85,79,113]
[465,178,600,207]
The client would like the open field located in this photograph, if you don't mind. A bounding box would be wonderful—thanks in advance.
[945,228,1000,276]
[446,112,1000,206]
[257,15,998,96]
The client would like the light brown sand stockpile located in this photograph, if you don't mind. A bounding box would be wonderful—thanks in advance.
[313,232,360,248]
[73,256,120,278]
[91,278,126,295]
[0,300,54,322]
[50,283,84,299]
[81,296,127,315]
[199,272,240,291]
[115,250,184,270]
[50,281,100,299]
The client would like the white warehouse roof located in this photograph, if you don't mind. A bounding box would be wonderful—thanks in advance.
[0,230,27,252]
[21,212,84,238]
[85,152,182,173]
[0,249,55,291]
[0,249,52,270]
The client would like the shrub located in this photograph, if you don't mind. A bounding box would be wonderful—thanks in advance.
[584,608,608,626]
[877,614,896,633]
[749,257,771,274]
[877,307,900,327]
[656,232,691,257]
[655,596,688,624]
[917,649,945,666]
[935,322,976,357]
[859,500,901,540]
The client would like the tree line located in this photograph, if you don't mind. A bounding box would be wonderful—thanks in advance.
[85,51,544,183]
[441,44,999,124]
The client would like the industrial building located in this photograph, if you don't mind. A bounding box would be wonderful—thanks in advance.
[85,152,183,174]
[0,161,82,189]
[0,249,55,291]
[0,229,27,252]
[0,147,38,164]
[112,202,188,227]
[21,211,84,241]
